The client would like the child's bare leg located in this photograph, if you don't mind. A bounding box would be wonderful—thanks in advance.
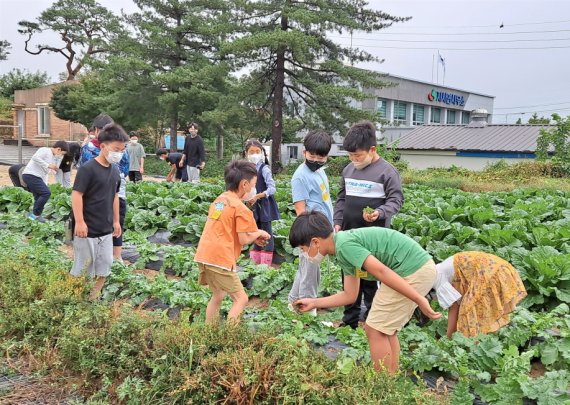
[206,288,226,324]
[227,290,248,323]
[113,246,122,260]
[365,323,395,374]
[89,276,106,301]
[387,333,401,373]
[446,302,459,338]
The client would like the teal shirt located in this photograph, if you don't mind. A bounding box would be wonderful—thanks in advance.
[334,228,431,281]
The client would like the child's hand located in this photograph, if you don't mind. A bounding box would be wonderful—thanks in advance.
[363,209,380,223]
[48,163,58,171]
[417,296,441,320]
[74,221,88,238]
[112,221,122,238]
[294,298,316,312]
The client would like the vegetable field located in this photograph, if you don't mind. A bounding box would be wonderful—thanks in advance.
[0,179,569,404]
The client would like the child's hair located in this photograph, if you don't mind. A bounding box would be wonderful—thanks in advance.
[129,131,139,138]
[289,211,333,248]
[155,148,168,157]
[92,113,114,130]
[98,123,130,144]
[303,129,332,156]
[224,160,257,191]
[244,139,269,164]
[53,140,69,152]
[343,121,377,152]
[187,122,199,131]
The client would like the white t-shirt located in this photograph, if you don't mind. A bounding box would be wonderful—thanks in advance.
[22,147,56,184]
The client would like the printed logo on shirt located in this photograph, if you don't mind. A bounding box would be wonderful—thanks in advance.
[210,202,225,220]
[355,268,368,278]
[345,178,385,199]
[320,182,330,201]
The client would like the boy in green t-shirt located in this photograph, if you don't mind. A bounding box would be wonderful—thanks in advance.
[290,211,440,374]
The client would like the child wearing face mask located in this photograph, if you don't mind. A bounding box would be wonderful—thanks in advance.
[22,140,69,222]
[70,124,130,300]
[194,160,271,324]
[288,129,333,315]
[334,121,404,329]
[126,132,146,182]
[243,140,280,266]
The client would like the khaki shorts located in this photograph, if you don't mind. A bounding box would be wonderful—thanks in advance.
[366,259,436,335]
[198,263,244,293]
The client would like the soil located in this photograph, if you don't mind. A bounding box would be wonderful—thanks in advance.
[529,360,547,378]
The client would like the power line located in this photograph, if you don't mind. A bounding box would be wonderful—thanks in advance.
[331,36,570,44]
[494,107,570,115]
[350,29,570,36]
[349,44,570,51]
[495,101,570,110]
[382,19,570,29]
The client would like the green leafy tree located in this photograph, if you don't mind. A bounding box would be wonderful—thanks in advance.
[0,68,50,99]
[536,114,570,162]
[225,0,408,166]
[18,0,121,80]
[528,113,551,125]
[0,40,11,61]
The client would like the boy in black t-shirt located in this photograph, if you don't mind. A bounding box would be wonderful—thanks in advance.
[156,148,188,182]
[70,124,129,300]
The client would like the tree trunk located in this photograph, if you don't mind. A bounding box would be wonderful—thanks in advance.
[271,15,288,173]
[217,126,224,160]
[169,104,178,153]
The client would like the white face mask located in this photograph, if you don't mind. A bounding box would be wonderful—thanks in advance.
[302,241,325,264]
[247,154,263,164]
[130,139,138,144]
[353,154,373,170]
[241,186,257,201]
[106,151,124,164]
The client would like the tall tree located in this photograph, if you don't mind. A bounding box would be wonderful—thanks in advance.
[225,0,408,167]
[18,0,120,80]
[536,114,570,162]
[120,0,231,152]
[528,113,551,125]
[0,40,11,61]
[0,69,50,99]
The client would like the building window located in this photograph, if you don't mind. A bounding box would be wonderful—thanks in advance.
[461,111,470,124]
[430,107,441,123]
[288,145,298,159]
[38,106,50,135]
[393,101,407,125]
[446,110,456,124]
[377,98,387,118]
[412,104,424,125]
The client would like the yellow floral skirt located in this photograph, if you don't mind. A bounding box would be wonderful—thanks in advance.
[452,252,527,337]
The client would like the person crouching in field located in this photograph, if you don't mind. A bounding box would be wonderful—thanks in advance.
[70,124,129,300]
[434,251,527,338]
[194,160,271,324]
[291,211,441,374]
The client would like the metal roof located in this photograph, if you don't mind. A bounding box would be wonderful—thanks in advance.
[395,124,555,153]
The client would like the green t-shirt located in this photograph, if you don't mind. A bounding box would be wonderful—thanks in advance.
[334,228,431,281]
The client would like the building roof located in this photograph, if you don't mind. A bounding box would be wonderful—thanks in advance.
[395,124,555,153]
[381,73,495,99]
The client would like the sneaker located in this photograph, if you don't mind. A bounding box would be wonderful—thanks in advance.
[36,216,47,223]
[27,213,37,221]
[27,213,47,223]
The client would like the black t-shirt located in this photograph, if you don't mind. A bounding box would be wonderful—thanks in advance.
[73,159,121,238]
[166,152,183,167]
[182,135,205,167]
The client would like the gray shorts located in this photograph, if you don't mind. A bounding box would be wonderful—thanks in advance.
[70,234,113,278]
[187,166,200,183]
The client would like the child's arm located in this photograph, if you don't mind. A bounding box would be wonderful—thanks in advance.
[112,194,121,237]
[71,190,88,238]
[367,172,404,222]
[32,149,57,171]
[362,255,440,319]
[333,175,346,232]
[446,302,459,337]
[166,164,176,181]
[293,201,306,216]
[238,229,270,245]
[295,275,360,311]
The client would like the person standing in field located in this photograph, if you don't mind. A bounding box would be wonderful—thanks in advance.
[334,121,404,329]
[22,140,69,222]
[194,160,271,324]
[434,251,527,338]
[55,142,81,188]
[126,132,146,182]
[244,139,280,266]
[287,129,333,316]
[70,124,129,300]
[179,122,205,183]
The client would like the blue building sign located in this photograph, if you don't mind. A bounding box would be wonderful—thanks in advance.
[428,89,465,106]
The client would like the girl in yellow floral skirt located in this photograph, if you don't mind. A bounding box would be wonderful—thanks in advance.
[434,251,527,338]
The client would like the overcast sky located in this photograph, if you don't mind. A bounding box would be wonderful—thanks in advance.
[1,0,569,123]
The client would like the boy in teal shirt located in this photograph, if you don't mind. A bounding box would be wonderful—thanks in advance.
[290,211,440,374]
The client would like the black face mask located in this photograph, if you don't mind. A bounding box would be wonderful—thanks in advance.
[305,159,326,172]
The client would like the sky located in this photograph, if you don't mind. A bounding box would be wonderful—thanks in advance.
[1,0,569,123]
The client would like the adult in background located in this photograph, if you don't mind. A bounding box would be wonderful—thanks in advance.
[55,142,81,188]
[156,148,188,182]
[179,122,205,183]
[126,131,146,182]
[22,140,69,222]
